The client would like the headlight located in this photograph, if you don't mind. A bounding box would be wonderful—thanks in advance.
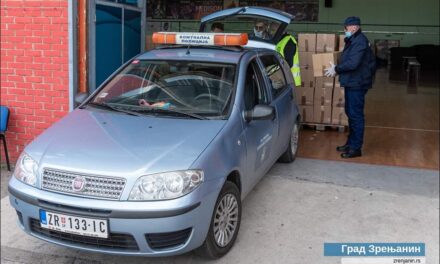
[128,170,204,201]
[14,152,39,187]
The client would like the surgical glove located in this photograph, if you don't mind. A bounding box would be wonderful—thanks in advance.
[324,62,336,77]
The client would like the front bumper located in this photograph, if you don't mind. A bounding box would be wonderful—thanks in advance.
[8,176,222,256]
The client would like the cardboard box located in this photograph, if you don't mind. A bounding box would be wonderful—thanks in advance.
[299,51,313,70]
[315,77,333,106]
[314,87,333,106]
[315,77,334,89]
[298,105,314,123]
[301,70,315,88]
[312,52,341,77]
[335,75,341,87]
[333,86,345,107]
[295,86,314,105]
[316,34,338,52]
[331,106,348,126]
[338,35,345,51]
[313,105,332,124]
[298,33,316,52]
[299,52,315,87]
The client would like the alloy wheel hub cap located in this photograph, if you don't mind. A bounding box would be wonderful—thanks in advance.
[213,193,239,247]
[291,124,299,154]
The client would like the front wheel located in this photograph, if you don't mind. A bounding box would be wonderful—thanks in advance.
[278,121,299,163]
[196,181,241,259]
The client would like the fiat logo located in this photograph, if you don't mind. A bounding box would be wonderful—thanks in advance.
[72,176,86,192]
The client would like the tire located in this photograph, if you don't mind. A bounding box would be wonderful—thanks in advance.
[195,181,242,259]
[278,121,299,163]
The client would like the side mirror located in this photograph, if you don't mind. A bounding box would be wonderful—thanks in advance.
[74,92,89,106]
[245,105,275,122]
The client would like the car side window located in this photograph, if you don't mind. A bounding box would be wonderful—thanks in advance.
[259,55,287,99]
[244,60,268,111]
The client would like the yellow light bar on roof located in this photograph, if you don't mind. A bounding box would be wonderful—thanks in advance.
[152,32,248,46]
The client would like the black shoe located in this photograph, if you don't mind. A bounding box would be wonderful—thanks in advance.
[341,149,362,158]
[336,144,350,152]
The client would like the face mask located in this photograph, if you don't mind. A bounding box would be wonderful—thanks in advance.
[345,31,353,38]
[254,28,263,38]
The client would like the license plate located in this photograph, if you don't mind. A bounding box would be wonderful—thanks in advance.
[39,210,108,238]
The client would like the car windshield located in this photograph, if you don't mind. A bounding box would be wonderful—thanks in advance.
[91,60,236,118]
[204,16,281,44]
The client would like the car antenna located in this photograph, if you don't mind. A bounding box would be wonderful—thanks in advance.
[186,45,191,55]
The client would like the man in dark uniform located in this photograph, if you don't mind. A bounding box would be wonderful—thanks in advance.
[325,16,376,158]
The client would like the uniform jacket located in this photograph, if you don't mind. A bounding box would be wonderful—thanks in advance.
[335,29,376,89]
[276,34,301,87]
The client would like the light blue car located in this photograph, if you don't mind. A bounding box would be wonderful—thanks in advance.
[9,7,300,259]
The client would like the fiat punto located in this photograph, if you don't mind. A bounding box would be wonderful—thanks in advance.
[9,7,300,259]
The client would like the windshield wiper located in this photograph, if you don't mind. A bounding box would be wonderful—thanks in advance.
[87,102,141,117]
[136,107,208,120]
[87,102,208,120]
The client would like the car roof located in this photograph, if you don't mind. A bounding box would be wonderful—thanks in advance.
[137,46,257,64]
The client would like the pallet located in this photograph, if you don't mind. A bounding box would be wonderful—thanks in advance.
[300,122,347,132]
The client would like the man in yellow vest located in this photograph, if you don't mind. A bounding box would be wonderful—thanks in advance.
[276,33,301,87]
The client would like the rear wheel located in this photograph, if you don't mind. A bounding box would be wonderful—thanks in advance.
[279,121,299,163]
[196,181,241,259]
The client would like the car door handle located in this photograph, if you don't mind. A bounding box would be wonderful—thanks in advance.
[272,107,277,121]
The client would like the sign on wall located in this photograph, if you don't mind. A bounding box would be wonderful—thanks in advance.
[147,0,319,21]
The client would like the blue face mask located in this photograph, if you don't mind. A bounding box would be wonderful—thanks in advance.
[345,31,353,38]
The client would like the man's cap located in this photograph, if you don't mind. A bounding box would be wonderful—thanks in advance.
[344,16,361,26]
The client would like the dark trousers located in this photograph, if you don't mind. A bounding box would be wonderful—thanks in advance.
[344,88,368,150]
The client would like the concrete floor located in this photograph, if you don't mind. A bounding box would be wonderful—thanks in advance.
[1,158,438,264]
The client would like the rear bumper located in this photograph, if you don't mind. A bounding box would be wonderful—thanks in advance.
[9,177,222,256]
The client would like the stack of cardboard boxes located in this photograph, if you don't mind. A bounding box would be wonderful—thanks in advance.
[295,33,348,126]
[296,34,316,123]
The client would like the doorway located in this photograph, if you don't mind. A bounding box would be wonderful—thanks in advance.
[89,0,146,91]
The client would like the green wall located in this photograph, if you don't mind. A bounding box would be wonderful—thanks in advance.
[289,0,440,47]
[319,0,438,25]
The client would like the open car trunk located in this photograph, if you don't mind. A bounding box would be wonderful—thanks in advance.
[199,7,294,50]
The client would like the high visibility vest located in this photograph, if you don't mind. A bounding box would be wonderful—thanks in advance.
[276,35,301,87]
